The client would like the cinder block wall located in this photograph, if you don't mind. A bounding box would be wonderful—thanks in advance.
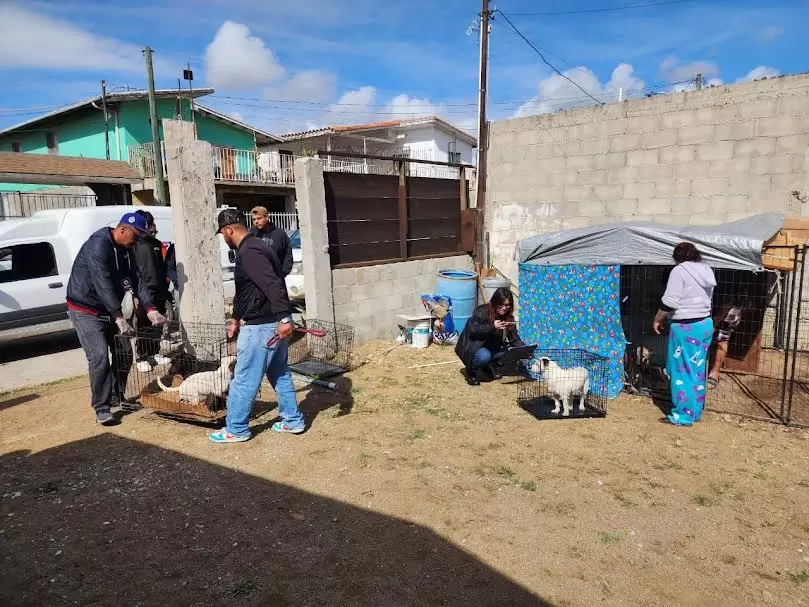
[487,74,809,280]
[332,255,474,344]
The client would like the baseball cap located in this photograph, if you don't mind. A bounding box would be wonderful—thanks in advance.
[119,212,149,233]
[216,208,242,234]
[250,205,268,216]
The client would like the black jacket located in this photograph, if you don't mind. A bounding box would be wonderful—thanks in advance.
[455,304,525,368]
[233,235,291,324]
[249,223,293,277]
[133,235,171,305]
[66,228,153,317]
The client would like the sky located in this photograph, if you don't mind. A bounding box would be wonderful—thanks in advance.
[0,0,807,137]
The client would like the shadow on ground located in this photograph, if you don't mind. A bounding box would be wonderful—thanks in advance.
[0,330,80,364]
[0,434,547,606]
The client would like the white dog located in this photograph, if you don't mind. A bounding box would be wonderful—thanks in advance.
[531,357,590,417]
[157,355,237,405]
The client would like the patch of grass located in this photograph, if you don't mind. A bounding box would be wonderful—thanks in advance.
[797,479,809,488]
[692,494,716,507]
[753,471,769,480]
[520,481,537,492]
[761,520,777,528]
[351,386,363,396]
[358,453,374,461]
[652,458,684,471]
[788,570,809,585]
[613,493,639,509]
[406,428,426,441]
[232,579,260,598]
[599,532,622,545]
[709,481,734,496]
[494,465,517,480]
[417,461,434,469]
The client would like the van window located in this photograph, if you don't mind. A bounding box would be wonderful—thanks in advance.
[0,242,58,283]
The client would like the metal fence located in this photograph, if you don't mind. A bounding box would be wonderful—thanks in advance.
[0,191,97,219]
[241,211,299,233]
[622,246,809,427]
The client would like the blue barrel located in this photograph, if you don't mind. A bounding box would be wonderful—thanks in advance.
[436,269,478,334]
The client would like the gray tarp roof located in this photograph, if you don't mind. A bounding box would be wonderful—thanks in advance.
[516,213,785,271]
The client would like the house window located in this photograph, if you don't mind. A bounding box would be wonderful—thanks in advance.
[45,132,58,154]
[11,142,21,153]
[448,141,461,164]
[0,242,58,284]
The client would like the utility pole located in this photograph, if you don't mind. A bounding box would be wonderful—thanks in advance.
[695,72,704,91]
[184,63,196,138]
[101,80,110,160]
[475,0,491,265]
[143,47,168,205]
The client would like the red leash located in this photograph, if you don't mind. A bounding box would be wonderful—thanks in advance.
[266,326,328,348]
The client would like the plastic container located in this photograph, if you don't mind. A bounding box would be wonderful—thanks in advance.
[411,323,431,348]
[436,269,477,334]
[481,276,512,303]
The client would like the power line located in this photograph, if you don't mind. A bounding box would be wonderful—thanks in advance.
[507,0,694,17]
[495,11,605,107]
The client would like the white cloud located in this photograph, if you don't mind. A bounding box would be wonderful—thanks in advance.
[325,86,377,124]
[758,26,784,44]
[737,66,780,83]
[0,4,143,72]
[204,21,285,90]
[266,70,336,103]
[659,56,720,84]
[515,64,645,117]
[385,94,439,118]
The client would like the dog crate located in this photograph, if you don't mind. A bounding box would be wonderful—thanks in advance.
[518,348,609,420]
[114,320,231,422]
[287,318,354,379]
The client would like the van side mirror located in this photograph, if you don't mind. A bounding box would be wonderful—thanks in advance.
[227,250,236,264]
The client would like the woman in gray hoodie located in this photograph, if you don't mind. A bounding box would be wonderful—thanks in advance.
[653,242,717,426]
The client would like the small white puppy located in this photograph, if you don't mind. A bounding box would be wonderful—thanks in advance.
[530,357,590,416]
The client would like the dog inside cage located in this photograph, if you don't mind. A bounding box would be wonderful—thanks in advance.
[115,321,232,422]
[518,349,609,420]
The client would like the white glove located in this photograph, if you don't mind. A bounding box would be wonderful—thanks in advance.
[115,317,135,336]
[147,309,167,325]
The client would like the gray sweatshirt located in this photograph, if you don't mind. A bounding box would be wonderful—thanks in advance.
[661,261,716,320]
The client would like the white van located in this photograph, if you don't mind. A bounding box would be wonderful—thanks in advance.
[0,205,236,343]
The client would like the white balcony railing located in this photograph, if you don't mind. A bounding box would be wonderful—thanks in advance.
[128,142,298,186]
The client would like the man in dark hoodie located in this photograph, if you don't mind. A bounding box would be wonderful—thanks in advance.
[67,212,167,425]
[249,206,293,277]
[132,210,173,372]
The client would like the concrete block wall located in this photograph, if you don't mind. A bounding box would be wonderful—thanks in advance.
[487,74,809,279]
[332,255,474,344]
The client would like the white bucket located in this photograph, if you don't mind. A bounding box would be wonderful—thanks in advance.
[481,276,512,303]
[411,323,431,348]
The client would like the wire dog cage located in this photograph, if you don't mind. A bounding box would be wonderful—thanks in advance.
[621,247,809,427]
[287,318,354,379]
[114,321,231,422]
[518,348,609,420]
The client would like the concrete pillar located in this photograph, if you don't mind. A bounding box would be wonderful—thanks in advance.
[294,157,334,326]
[163,119,225,357]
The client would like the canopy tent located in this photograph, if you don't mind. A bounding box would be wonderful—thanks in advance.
[516,213,785,271]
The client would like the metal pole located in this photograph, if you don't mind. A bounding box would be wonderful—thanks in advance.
[101,80,110,160]
[780,248,800,421]
[475,0,490,265]
[187,63,196,138]
[786,246,807,425]
[143,47,167,205]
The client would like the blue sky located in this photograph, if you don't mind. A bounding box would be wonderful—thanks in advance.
[0,0,807,136]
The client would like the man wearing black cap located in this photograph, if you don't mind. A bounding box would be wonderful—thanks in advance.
[209,209,305,443]
[67,212,167,425]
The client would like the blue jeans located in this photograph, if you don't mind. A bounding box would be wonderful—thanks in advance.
[471,346,505,370]
[226,322,305,436]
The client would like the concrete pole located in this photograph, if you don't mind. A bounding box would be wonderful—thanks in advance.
[143,47,168,205]
[294,157,335,327]
[163,119,225,358]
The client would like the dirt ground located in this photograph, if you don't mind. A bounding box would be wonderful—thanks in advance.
[2,341,809,607]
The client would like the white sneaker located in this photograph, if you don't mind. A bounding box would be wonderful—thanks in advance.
[136,360,153,373]
[153,355,172,366]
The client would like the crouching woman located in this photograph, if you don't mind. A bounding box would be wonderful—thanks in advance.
[456,287,524,386]
[653,242,716,426]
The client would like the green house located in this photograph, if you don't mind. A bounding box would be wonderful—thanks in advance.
[0,89,296,212]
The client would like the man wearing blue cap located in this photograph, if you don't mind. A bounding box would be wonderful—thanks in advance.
[67,212,167,425]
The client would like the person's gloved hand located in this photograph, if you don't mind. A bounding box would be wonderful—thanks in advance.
[115,317,135,336]
[147,309,167,325]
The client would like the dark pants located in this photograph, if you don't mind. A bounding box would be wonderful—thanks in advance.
[135,300,168,362]
[69,309,133,413]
